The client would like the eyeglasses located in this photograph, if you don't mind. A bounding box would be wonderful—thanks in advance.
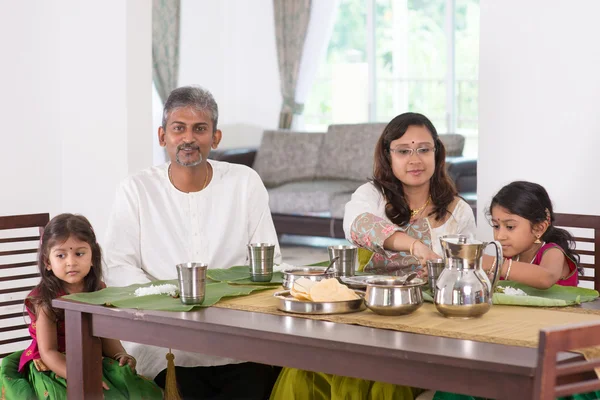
[389,147,436,158]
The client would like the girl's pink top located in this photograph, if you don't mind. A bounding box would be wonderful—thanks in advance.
[18,287,67,372]
[18,282,105,372]
[532,242,579,287]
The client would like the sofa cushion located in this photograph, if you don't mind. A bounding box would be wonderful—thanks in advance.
[253,130,325,187]
[315,123,387,181]
[268,180,363,215]
[329,191,354,219]
[439,134,465,157]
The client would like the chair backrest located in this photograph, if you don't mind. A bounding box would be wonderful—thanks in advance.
[554,213,600,291]
[0,213,49,359]
[534,321,600,400]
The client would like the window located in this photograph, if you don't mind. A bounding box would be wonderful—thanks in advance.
[303,0,480,157]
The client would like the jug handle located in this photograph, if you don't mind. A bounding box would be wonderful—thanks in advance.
[487,241,503,290]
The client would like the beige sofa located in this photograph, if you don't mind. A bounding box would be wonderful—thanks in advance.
[210,123,469,238]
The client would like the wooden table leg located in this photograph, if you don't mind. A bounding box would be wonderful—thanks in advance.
[65,309,103,399]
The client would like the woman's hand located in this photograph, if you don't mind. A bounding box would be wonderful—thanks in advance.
[412,241,441,264]
[113,352,136,372]
[411,241,442,278]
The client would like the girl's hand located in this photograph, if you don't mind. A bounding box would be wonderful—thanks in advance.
[113,352,136,372]
[103,381,110,391]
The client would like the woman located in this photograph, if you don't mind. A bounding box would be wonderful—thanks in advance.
[345,112,476,275]
[269,113,477,400]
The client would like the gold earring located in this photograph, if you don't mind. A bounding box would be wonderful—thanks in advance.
[534,235,542,244]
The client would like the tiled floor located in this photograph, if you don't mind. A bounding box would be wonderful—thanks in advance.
[279,235,351,266]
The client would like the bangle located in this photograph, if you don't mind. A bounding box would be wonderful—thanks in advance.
[488,257,497,275]
[409,239,420,256]
[504,259,513,280]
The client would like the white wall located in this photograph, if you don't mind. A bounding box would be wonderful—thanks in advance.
[477,0,600,241]
[177,0,281,149]
[0,0,152,243]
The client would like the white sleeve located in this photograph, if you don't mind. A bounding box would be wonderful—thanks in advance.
[343,183,385,243]
[455,199,477,238]
[102,180,152,287]
[246,170,282,264]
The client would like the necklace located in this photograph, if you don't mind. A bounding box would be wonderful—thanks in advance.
[168,163,210,192]
[515,241,545,264]
[410,196,431,218]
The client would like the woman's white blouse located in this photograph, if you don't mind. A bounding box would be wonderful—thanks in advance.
[343,182,477,256]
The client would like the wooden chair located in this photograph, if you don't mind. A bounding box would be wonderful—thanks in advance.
[0,213,49,359]
[554,213,600,291]
[534,321,600,399]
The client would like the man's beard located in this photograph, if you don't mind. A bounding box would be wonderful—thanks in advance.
[175,144,203,167]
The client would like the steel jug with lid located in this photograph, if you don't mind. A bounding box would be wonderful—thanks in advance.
[434,234,502,318]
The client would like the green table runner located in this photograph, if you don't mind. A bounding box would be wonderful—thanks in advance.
[63,279,273,312]
[205,261,333,284]
[206,266,284,285]
[423,281,599,306]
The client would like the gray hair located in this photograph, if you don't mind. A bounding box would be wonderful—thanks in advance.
[162,86,219,132]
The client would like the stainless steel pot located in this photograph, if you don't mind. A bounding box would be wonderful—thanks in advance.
[281,267,336,290]
[364,278,424,316]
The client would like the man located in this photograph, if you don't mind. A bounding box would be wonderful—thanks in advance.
[103,85,282,399]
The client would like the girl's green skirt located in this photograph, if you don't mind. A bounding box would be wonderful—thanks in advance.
[269,367,422,400]
[0,350,162,400]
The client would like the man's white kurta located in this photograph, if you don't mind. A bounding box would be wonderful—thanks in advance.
[103,160,281,378]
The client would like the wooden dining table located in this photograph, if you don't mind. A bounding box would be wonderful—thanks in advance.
[51,296,600,400]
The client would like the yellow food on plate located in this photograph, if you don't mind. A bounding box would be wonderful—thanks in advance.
[291,277,359,302]
[290,286,312,301]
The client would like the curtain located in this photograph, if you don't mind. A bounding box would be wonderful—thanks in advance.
[292,0,339,130]
[273,0,312,129]
[152,0,180,103]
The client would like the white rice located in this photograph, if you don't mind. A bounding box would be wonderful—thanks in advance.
[502,286,527,296]
[134,284,179,297]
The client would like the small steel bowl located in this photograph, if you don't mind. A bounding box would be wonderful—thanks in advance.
[281,267,336,290]
[364,278,424,316]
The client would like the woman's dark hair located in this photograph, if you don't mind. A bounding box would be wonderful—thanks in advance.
[372,112,457,227]
[488,181,582,275]
[29,213,103,320]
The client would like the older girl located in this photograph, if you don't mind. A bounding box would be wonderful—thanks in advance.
[485,181,581,288]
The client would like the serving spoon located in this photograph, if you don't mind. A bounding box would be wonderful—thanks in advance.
[322,256,340,275]
[400,272,418,285]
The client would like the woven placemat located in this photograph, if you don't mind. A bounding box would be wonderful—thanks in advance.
[213,288,600,348]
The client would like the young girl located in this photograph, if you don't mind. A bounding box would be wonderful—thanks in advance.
[418,183,586,400]
[0,213,162,399]
[486,181,581,289]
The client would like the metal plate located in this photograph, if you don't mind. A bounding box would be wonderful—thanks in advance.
[341,275,426,289]
[273,290,366,315]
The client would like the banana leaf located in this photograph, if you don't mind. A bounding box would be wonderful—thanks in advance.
[205,266,283,285]
[493,281,599,306]
[205,261,333,284]
[62,279,273,311]
[422,281,599,307]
